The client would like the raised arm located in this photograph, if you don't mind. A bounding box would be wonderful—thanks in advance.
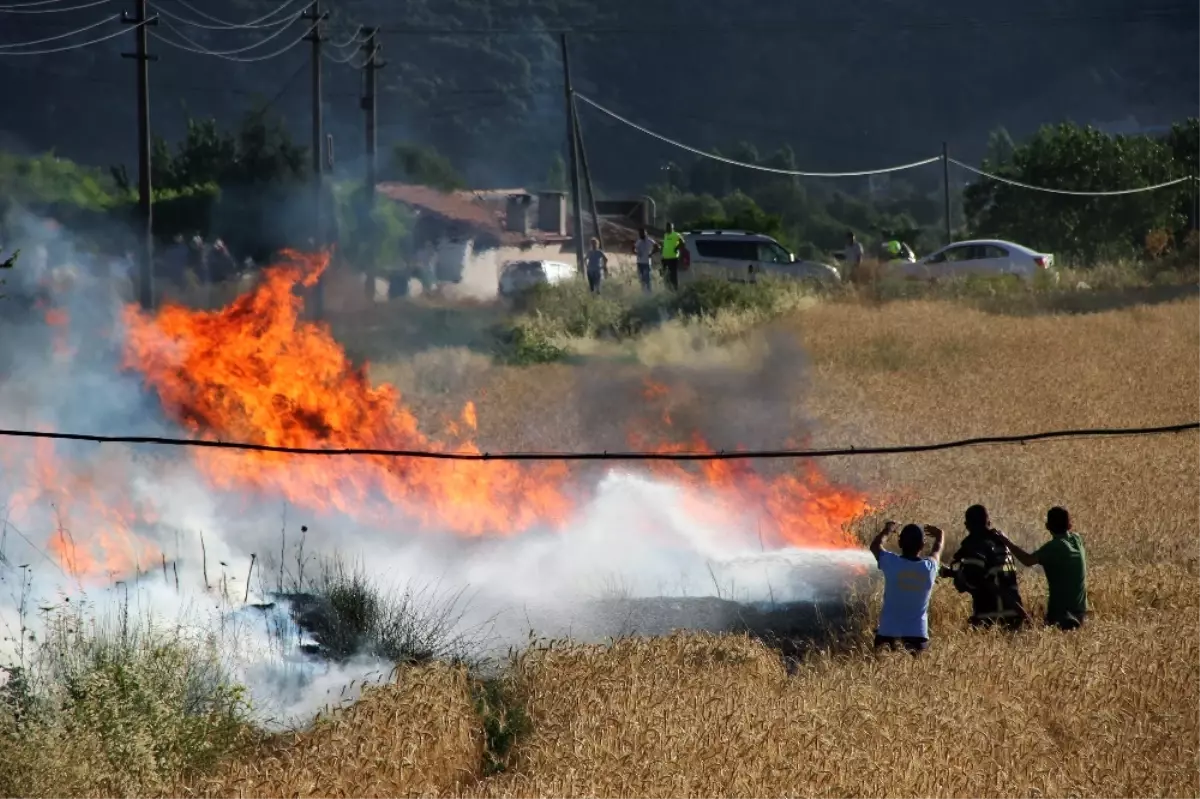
[870,520,898,560]
[993,529,1038,568]
[924,525,945,562]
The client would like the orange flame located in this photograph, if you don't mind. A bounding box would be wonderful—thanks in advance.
[3,249,870,583]
[4,436,160,582]
[631,379,869,549]
[121,251,571,536]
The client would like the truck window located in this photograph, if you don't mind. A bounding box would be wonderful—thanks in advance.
[695,240,758,260]
[757,242,791,264]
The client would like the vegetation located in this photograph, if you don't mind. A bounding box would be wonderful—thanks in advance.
[0,604,248,798]
[5,282,1196,796]
[963,121,1195,261]
[497,273,818,364]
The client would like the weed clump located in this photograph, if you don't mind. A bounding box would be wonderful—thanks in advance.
[0,605,248,798]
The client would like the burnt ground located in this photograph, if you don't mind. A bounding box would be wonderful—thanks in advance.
[254,591,868,668]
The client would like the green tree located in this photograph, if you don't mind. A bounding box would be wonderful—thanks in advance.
[385,142,465,191]
[544,153,567,192]
[963,122,1186,262]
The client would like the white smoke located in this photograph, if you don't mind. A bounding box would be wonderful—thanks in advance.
[0,214,872,729]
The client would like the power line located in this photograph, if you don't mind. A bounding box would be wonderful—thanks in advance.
[0,11,117,48]
[148,1,292,31]
[576,93,943,177]
[154,11,302,56]
[0,21,134,55]
[0,421,1193,462]
[950,158,1196,196]
[150,0,303,29]
[150,18,318,62]
[0,0,111,13]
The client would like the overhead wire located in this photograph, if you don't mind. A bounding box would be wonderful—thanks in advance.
[576,93,943,177]
[949,158,1196,196]
[0,422,1193,462]
[0,0,111,13]
[153,10,302,56]
[0,11,117,48]
[149,0,302,29]
[151,17,319,62]
[0,21,136,54]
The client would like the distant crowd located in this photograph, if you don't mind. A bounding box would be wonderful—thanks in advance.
[870,504,1088,654]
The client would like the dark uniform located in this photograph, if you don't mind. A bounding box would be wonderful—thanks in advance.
[948,530,1030,630]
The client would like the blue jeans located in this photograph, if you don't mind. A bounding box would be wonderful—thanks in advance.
[636,262,652,291]
[587,269,602,293]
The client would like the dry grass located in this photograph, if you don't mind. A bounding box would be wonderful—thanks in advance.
[190,663,483,798]
[7,292,1197,797]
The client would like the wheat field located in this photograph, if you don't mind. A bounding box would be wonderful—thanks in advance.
[180,295,1200,798]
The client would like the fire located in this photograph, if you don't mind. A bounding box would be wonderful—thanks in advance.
[3,248,870,583]
[4,436,160,581]
[631,380,869,550]
[117,250,866,547]
[121,251,572,536]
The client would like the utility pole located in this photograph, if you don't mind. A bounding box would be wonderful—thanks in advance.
[359,26,384,300]
[359,27,383,194]
[573,95,603,251]
[559,33,585,274]
[942,141,953,245]
[302,0,328,319]
[1185,167,1195,230]
[122,0,157,310]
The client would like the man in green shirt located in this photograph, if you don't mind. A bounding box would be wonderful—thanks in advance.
[995,507,1089,630]
[660,222,684,291]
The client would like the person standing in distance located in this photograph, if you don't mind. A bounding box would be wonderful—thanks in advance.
[660,222,684,291]
[869,520,945,654]
[632,227,657,292]
[993,507,1089,631]
[584,237,608,294]
[843,230,864,282]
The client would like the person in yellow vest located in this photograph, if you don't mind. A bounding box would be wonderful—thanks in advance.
[660,222,684,290]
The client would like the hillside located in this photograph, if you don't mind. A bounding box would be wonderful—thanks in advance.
[1,0,1196,191]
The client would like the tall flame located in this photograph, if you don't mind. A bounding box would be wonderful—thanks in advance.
[5,249,871,582]
[121,250,572,536]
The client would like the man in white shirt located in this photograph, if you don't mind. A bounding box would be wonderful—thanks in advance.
[843,231,864,282]
[869,520,945,654]
[632,227,657,292]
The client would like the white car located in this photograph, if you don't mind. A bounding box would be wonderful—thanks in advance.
[892,239,1056,282]
[498,259,577,296]
[679,230,841,287]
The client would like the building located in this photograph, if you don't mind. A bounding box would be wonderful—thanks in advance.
[374,182,655,297]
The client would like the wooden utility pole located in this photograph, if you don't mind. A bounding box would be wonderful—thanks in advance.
[302,0,328,318]
[359,26,384,300]
[559,33,585,273]
[572,95,603,251]
[122,0,157,310]
[1192,176,1199,234]
[359,27,383,194]
[942,141,952,245]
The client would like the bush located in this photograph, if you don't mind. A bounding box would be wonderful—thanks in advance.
[301,557,474,666]
[500,320,570,365]
[0,606,248,798]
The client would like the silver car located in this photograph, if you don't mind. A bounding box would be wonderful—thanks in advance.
[679,230,841,287]
[498,259,577,296]
[893,238,1056,282]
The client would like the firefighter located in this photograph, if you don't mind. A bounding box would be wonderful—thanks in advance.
[944,504,1030,631]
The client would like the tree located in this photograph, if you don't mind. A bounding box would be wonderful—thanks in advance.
[385,142,465,191]
[544,153,567,192]
[963,122,1186,262]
